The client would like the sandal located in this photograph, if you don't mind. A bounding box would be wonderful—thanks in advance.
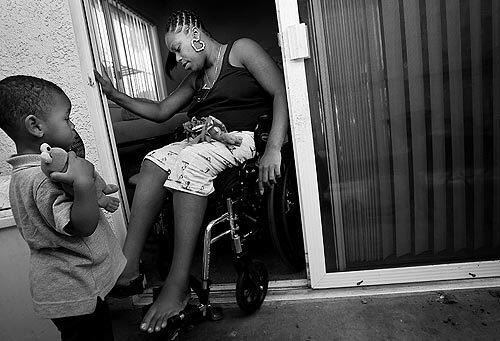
[108,273,145,298]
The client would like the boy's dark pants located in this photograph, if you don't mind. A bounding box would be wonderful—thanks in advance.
[51,297,113,341]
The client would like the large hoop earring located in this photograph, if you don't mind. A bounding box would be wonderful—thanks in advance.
[191,38,205,52]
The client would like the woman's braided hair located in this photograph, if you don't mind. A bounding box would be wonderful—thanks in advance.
[165,10,209,78]
[166,10,206,34]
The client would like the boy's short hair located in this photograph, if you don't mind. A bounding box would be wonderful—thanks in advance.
[0,75,64,139]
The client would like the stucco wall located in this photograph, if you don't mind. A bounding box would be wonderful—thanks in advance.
[0,0,101,176]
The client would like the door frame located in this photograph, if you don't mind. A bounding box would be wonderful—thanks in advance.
[274,0,500,289]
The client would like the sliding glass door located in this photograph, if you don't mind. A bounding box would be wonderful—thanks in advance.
[296,0,500,278]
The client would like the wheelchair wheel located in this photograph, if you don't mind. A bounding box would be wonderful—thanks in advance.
[267,157,306,272]
[235,260,268,314]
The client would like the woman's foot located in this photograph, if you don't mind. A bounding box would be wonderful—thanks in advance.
[140,279,190,333]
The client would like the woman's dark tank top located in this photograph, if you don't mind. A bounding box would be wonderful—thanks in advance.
[187,40,273,132]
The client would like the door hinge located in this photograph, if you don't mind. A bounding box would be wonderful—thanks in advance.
[284,23,310,60]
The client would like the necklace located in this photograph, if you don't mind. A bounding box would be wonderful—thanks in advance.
[204,44,222,89]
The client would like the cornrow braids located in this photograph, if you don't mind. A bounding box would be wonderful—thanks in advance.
[166,9,206,34]
[0,75,64,138]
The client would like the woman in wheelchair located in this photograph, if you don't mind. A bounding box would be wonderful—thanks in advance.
[94,9,288,334]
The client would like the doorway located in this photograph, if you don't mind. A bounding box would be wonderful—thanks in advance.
[81,0,307,288]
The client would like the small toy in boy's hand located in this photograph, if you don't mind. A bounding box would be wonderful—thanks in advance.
[40,143,120,213]
[183,116,242,146]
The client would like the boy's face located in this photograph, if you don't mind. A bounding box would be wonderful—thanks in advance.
[41,92,75,151]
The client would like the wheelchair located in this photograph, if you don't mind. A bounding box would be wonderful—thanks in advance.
[121,116,305,338]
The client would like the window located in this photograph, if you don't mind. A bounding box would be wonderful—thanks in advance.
[86,0,165,102]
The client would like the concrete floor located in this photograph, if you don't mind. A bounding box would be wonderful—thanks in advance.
[111,288,500,340]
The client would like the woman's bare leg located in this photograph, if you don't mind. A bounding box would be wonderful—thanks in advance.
[141,190,207,333]
[118,159,169,284]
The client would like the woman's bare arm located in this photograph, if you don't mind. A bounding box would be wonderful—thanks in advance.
[233,38,289,193]
[94,69,196,123]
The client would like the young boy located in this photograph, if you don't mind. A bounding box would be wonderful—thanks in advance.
[0,75,126,340]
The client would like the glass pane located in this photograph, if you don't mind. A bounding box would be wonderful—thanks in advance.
[89,0,118,86]
[90,0,159,101]
[302,0,500,271]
